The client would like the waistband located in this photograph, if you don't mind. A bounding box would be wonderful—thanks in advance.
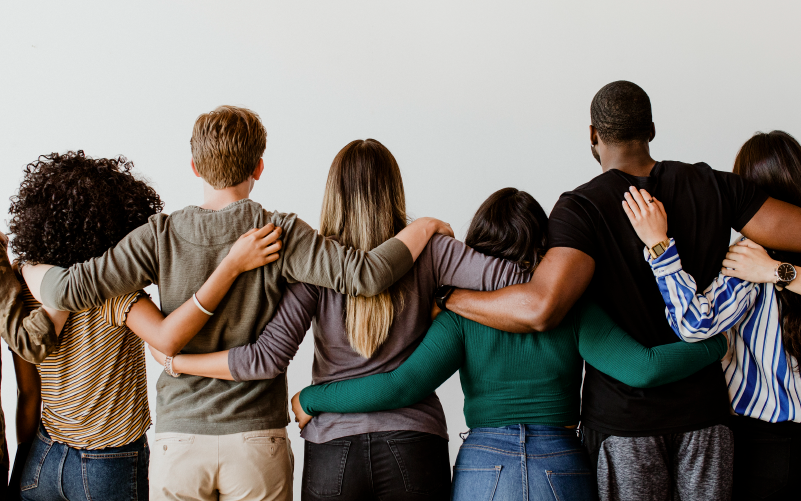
[38,424,148,452]
[466,424,579,442]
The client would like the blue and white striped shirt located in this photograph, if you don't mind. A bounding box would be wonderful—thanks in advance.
[647,238,801,423]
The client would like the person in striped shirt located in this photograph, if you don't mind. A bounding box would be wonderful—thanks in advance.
[2,151,282,501]
[622,130,801,501]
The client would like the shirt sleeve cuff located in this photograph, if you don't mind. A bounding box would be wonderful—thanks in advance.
[644,239,683,277]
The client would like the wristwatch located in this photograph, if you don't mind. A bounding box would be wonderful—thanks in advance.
[433,285,456,312]
[775,263,797,291]
[647,239,671,259]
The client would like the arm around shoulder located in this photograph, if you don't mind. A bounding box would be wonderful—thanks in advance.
[447,247,594,333]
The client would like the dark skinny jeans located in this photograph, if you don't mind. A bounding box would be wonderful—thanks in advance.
[302,430,451,501]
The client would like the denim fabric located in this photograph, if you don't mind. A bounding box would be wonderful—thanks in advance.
[20,425,149,501]
[452,425,597,501]
[302,430,451,500]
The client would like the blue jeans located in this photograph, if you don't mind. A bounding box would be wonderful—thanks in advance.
[452,425,597,501]
[20,426,149,501]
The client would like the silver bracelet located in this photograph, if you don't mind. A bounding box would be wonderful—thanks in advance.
[164,356,181,378]
[192,293,214,316]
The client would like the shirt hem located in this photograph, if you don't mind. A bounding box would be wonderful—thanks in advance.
[154,418,289,436]
[580,415,728,437]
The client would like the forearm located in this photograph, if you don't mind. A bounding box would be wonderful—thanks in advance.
[39,224,157,311]
[172,351,234,380]
[584,330,727,388]
[649,242,756,341]
[16,394,41,443]
[447,247,594,332]
[147,260,241,355]
[394,218,447,262]
[301,314,463,415]
[742,197,801,252]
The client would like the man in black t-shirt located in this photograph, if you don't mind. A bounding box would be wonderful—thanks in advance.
[441,81,801,500]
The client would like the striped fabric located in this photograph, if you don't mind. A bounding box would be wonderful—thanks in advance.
[20,287,151,449]
[646,238,801,423]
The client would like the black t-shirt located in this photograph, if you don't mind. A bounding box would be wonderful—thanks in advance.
[549,161,768,436]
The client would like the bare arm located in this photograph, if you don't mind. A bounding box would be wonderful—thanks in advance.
[123,225,282,356]
[742,197,801,252]
[446,247,595,332]
[149,348,233,379]
[12,352,41,444]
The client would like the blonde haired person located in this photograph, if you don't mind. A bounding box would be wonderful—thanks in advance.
[27,109,450,501]
[149,138,529,500]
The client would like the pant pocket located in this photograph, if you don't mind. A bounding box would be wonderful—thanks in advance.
[81,450,139,501]
[546,470,597,501]
[303,439,351,497]
[452,466,501,501]
[387,433,451,495]
[244,433,288,458]
[20,432,53,491]
[154,433,194,456]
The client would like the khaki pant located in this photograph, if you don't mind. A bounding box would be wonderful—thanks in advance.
[150,428,293,501]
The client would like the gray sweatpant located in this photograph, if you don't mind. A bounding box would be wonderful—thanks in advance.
[584,424,733,501]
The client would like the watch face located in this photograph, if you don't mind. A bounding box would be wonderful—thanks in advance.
[778,263,797,282]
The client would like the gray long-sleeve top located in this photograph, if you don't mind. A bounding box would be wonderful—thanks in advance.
[228,234,531,443]
[38,199,414,435]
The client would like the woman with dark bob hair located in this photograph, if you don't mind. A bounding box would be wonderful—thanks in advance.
[1,150,280,500]
[622,130,801,501]
[287,186,728,500]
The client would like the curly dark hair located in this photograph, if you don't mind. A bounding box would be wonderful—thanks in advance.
[591,80,653,144]
[8,150,163,267]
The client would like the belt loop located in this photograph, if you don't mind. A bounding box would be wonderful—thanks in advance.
[459,430,470,441]
[519,424,525,443]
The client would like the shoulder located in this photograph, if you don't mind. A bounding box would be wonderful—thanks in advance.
[100,290,148,327]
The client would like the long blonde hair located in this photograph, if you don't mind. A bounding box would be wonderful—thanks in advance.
[320,139,406,358]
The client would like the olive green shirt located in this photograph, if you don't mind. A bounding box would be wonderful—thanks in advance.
[40,199,413,435]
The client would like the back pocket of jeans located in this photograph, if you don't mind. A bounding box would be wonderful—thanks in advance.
[81,450,138,501]
[387,434,451,495]
[546,470,597,501]
[452,466,501,501]
[304,440,350,497]
[20,434,53,491]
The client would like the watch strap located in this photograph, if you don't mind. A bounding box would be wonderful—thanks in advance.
[434,285,456,312]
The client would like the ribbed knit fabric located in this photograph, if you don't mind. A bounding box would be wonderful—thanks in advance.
[301,301,728,429]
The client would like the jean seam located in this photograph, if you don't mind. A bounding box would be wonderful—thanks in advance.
[461,444,585,459]
[56,444,68,501]
[20,436,54,491]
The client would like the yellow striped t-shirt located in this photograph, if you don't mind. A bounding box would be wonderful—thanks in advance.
[21,287,151,449]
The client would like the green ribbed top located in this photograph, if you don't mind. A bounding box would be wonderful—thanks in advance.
[300,301,727,429]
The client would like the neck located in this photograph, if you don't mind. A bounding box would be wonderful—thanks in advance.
[200,180,252,210]
[600,142,657,177]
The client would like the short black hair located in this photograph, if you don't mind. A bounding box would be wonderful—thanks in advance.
[465,188,548,274]
[591,80,653,144]
[8,150,163,267]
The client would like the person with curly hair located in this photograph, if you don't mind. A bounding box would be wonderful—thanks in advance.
[1,150,284,500]
[23,108,452,501]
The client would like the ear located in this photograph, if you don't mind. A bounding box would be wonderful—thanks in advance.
[252,158,265,181]
[589,125,599,146]
[190,158,201,178]
[649,122,656,142]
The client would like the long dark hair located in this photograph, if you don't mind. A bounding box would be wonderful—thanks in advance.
[465,188,549,274]
[734,130,801,367]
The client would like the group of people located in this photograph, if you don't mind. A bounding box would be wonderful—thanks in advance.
[0,80,799,501]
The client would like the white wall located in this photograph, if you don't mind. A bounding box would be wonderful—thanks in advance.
[1,0,800,494]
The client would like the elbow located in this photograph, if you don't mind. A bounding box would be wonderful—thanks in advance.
[522,298,563,332]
